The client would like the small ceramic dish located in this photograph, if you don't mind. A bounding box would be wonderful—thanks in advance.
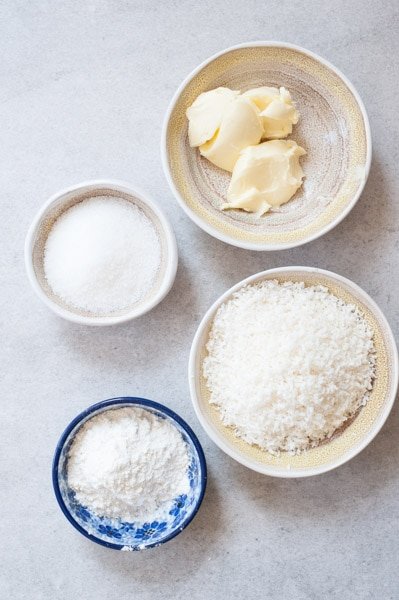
[162,42,371,250]
[25,180,178,325]
[52,397,207,550]
[189,267,398,477]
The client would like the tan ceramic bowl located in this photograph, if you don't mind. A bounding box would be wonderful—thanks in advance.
[189,268,398,477]
[162,42,371,250]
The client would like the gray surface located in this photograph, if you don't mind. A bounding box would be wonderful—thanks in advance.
[1,1,398,598]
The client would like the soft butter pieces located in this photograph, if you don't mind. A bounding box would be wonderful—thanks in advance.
[186,85,305,214]
[222,140,306,215]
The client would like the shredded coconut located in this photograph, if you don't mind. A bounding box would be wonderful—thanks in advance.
[67,407,190,521]
[203,280,375,454]
[44,196,161,313]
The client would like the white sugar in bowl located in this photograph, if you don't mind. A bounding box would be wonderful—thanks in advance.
[25,180,178,325]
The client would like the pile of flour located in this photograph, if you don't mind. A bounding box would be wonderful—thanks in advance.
[67,407,190,521]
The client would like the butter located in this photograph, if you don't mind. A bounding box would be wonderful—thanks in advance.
[199,97,263,172]
[186,88,263,172]
[186,85,304,204]
[222,140,306,215]
[186,87,239,147]
[243,87,299,139]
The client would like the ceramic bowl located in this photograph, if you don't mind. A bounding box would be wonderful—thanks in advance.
[162,42,371,250]
[25,180,178,325]
[189,267,398,477]
[52,397,207,550]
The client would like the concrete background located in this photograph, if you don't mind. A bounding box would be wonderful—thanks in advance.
[1,1,398,598]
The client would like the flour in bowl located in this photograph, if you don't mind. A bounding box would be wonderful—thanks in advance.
[203,280,376,454]
[67,407,190,521]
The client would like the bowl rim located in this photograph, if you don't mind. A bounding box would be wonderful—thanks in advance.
[161,41,372,251]
[52,397,207,550]
[24,179,178,326]
[188,266,398,477]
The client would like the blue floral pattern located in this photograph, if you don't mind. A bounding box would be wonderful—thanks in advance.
[135,521,168,540]
[58,405,204,550]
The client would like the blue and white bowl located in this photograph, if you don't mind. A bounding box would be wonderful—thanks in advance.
[52,397,207,550]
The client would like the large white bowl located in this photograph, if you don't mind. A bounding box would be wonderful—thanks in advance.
[162,42,371,251]
[25,180,178,326]
[189,267,398,477]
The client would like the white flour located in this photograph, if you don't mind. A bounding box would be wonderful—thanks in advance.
[67,407,190,521]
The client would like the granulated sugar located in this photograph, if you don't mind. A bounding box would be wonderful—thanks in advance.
[67,407,190,522]
[203,280,376,454]
[44,196,161,313]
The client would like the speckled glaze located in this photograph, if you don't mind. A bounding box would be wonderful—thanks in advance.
[162,43,371,250]
[52,398,207,550]
[189,268,398,477]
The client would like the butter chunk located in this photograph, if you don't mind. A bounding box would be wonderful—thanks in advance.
[222,140,306,215]
[199,97,263,172]
[243,86,299,139]
[186,88,263,172]
[186,87,239,148]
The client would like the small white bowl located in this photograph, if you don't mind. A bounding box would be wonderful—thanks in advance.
[25,180,178,326]
[189,267,398,477]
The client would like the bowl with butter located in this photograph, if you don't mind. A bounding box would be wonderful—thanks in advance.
[162,42,371,251]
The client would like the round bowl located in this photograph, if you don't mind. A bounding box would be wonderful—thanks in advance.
[162,42,371,251]
[25,180,178,325]
[189,267,398,477]
[52,397,207,550]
